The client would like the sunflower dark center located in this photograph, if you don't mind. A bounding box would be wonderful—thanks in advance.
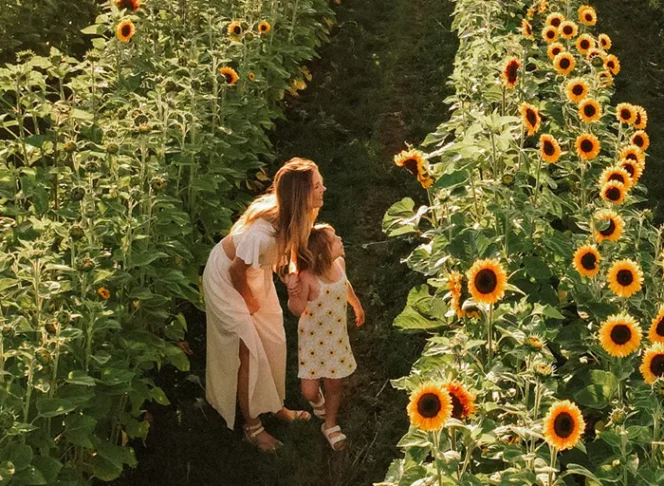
[626,152,638,162]
[572,84,584,96]
[552,47,562,56]
[475,269,498,294]
[636,113,642,125]
[403,158,419,175]
[559,58,571,69]
[507,63,519,82]
[622,163,635,177]
[583,104,596,117]
[580,40,590,49]
[547,30,555,39]
[600,219,616,236]
[563,26,573,35]
[526,109,537,126]
[609,173,625,184]
[634,136,644,147]
[656,318,664,337]
[551,18,561,27]
[121,25,132,37]
[260,24,268,32]
[620,109,631,120]
[553,412,574,438]
[417,393,442,418]
[650,355,664,378]
[580,139,594,153]
[233,25,242,35]
[585,13,593,21]
[610,324,632,345]
[222,73,233,83]
[543,141,555,156]
[581,252,597,270]
[450,394,463,419]
[606,187,621,201]
[617,269,634,286]
[607,61,615,70]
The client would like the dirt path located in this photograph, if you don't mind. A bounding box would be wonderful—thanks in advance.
[111,1,456,485]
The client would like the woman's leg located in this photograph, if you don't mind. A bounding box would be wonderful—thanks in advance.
[322,378,345,449]
[238,339,279,450]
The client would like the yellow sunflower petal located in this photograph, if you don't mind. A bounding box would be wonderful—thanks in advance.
[599,313,642,357]
[543,400,585,450]
[607,259,644,298]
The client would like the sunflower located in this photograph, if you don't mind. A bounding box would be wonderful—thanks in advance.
[586,48,607,63]
[258,21,271,34]
[600,181,626,205]
[520,103,541,136]
[579,6,597,26]
[594,209,624,243]
[467,259,508,305]
[575,133,600,160]
[547,42,565,61]
[444,382,477,420]
[407,383,452,431]
[631,131,650,152]
[604,54,621,76]
[97,287,111,300]
[543,400,585,451]
[634,106,648,130]
[599,313,643,357]
[527,7,535,19]
[448,272,464,318]
[502,57,521,89]
[575,34,595,56]
[578,98,602,123]
[522,19,534,39]
[227,20,243,40]
[542,26,559,43]
[116,20,135,43]
[616,103,637,125]
[573,245,600,278]
[598,33,612,50]
[539,134,561,163]
[618,145,645,166]
[649,307,664,344]
[559,20,579,39]
[394,149,425,176]
[116,0,140,11]
[598,71,613,87]
[553,52,576,75]
[640,344,664,384]
[248,72,256,81]
[537,0,549,13]
[546,12,565,28]
[599,166,632,191]
[607,259,643,298]
[618,159,644,185]
[219,66,239,85]
[418,173,435,189]
[566,78,589,103]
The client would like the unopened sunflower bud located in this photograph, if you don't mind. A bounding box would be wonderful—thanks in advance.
[106,143,119,155]
[77,257,95,272]
[609,408,627,425]
[44,321,58,335]
[138,123,150,134]
[69,224,85,241]
[501,174,515,186]
[63,141,77,153]
[71,186,85,202]
[612,459,621,468]
[35,348,52,365]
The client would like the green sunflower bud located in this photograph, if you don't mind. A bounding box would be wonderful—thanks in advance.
[70,186,85,202]
[106,143,119,155]
[69,224,85,241]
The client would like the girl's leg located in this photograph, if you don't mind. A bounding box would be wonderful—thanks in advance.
[322,378,345,449]
[238,339,279,450]
[301,378,322,402]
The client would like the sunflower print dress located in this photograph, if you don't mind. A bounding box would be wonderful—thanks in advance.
[297,270,357,380]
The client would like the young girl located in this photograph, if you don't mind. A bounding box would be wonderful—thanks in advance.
[287,223,365,451]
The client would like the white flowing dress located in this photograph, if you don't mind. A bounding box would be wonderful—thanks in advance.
[203,218,285,429]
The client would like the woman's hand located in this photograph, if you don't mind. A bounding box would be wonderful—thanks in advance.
[353,304,365,327]
[285,273,301,299]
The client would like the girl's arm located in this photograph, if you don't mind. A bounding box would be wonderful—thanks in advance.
[287,272,311,317]
[338,258,365,327]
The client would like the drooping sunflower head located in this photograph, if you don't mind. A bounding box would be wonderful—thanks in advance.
[546,12,565,28]
[520,103,541,136]
[594,209,624,243]
[407,383,453,431]
[640,343,664,384]
[542,26,559,44]
[417,172,435,189]
[600,181,627,205]
[543,400,585,451]
[258,21,271,34]
[116,0,140,11]
[573,245,600,278]
[553,52,576,76]
[618,159,644,185]
[447,272,464,318]
[604,54,621,76]
[566,78,589,103]
[575,133,600,160]
[599,166,632,191]
[116,20,135,43]
[547,42,565,61]
[467,258,508,305]
[219,66,240,85]
[607,259,644,298]
[598,71,614,87]
[619,145,645,166]
[578,6,597,26]
[631,131,650,152]
[649,307,664,344]
[539,134,561,163]
[393,149,425,176]
[538,0,549,13]
[575,34,595,56]
[599,313,642,357]
[578,98,602,124]
[558,20,579,39]
[522,19,534,39]
[616,103,637,125]
[598,33,612,50]
[444,381,477,420]
[502,57,521,89]
[227,20,244,40]
[634,105,648,130]
[527,7,536,19]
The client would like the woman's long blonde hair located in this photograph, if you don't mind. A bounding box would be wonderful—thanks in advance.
[231,157,319,274]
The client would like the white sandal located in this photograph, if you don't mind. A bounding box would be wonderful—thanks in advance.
[309,390,327,419]
[243,422,282,452]
[321,423,347,451]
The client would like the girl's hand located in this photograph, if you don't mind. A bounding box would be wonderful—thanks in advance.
[285,273,301,298]
[354,305,365,327]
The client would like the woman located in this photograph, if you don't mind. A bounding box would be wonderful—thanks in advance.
[203,157,326,451]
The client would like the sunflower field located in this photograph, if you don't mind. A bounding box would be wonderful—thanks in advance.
[0,0,331,482]
[384,0,664,484]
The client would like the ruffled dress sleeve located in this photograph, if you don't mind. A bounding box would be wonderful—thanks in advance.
[234,221,276,269]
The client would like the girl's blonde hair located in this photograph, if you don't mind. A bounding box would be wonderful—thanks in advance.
[232,157,319,274]
[301,223,335,276]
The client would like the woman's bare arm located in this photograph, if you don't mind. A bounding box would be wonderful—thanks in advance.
[228,258,260,314]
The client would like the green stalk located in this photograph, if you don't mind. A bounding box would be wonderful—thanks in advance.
[487,305,494,369]
[548,447,557,486]
[288,0,300,42]
[432,431,443,486]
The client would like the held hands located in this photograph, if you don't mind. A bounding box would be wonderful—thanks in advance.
[353,304,365,327]
[285,272,302,299]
